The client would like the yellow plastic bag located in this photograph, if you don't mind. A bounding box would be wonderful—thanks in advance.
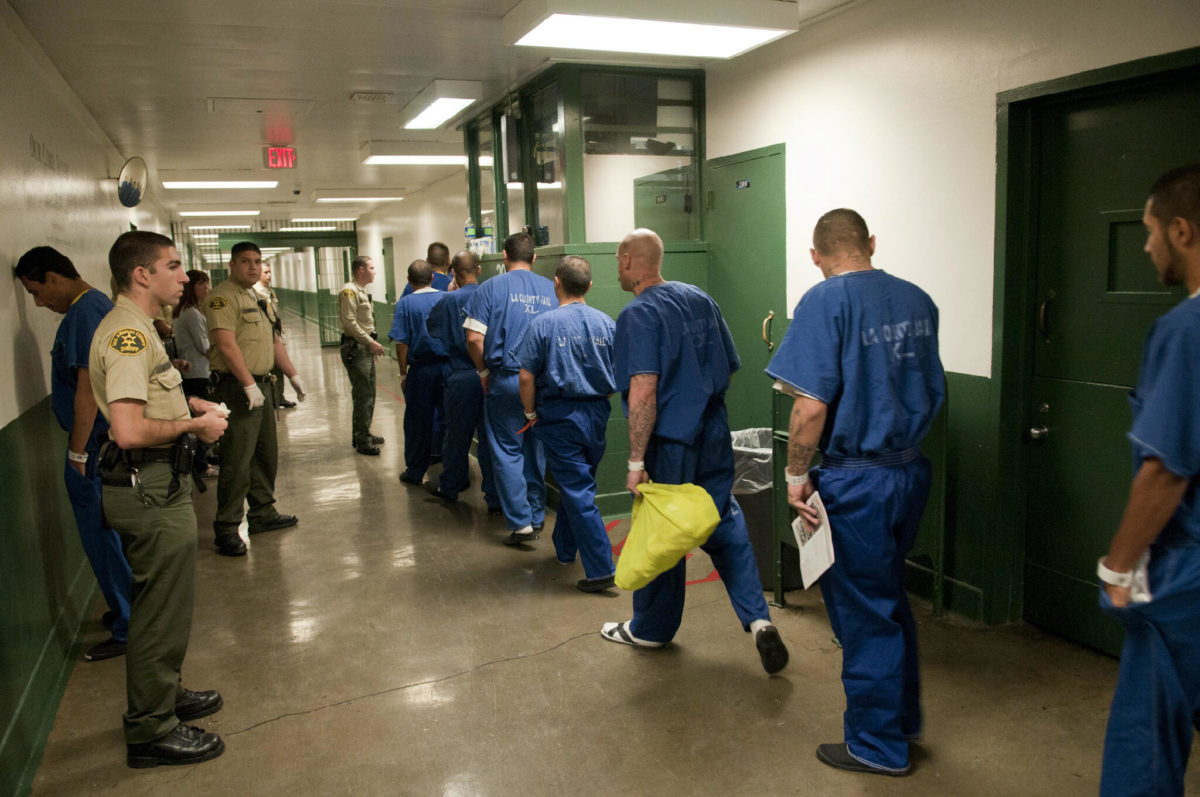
[615,482,721,591]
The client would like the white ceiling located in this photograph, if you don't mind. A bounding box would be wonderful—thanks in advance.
[10,0,845,221]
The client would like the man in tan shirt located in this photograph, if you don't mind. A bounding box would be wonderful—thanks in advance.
[90,230,228,767]
[205,242,305,556]
[339,255,386,455]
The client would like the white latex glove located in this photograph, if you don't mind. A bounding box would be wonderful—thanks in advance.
[215,402,231,419]
[289,374,307,402]
[244,382,266,410]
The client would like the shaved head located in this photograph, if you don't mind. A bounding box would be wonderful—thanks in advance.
[813,209,871,257]
[620,228,664,267]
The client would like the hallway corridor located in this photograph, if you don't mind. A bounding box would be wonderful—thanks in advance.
[28,315,1198,796]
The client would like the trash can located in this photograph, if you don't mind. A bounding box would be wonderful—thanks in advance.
[731,428,802,592]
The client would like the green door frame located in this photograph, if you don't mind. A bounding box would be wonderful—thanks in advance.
[991,45,1200,623]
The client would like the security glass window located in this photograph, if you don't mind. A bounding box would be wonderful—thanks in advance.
[499,104,526,242]
[477,123,498,254]
[529,82,565,246]
[581,73,699,242]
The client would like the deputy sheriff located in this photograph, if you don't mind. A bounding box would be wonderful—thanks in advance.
[205,241,305,557]
[340,255,386,455]
[255,261,296,409]
[90,230,228,768]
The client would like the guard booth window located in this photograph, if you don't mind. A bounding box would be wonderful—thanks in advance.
[529,82,565,246]
[582,72,699,242]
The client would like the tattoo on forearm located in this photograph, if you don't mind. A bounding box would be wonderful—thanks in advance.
[788,440,818,473]
[628,398,657,458]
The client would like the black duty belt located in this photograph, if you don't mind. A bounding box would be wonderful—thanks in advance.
[214,371,272,384]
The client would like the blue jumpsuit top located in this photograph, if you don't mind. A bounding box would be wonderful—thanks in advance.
[765,269,944,459]
[464,269,556,372]
[389,289,448,365]
[425,283,480,372]
[400,271,451,297]
[511,302,617,401]
[1128,295,1200,545]
[51,288,113,445]
[613,281,739,445]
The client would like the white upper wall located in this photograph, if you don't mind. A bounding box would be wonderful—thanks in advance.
[706,0,1200,377]
[0,3,169,428]
[357,170,469,296]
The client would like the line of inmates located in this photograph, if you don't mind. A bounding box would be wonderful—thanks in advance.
[14,166,1200,792]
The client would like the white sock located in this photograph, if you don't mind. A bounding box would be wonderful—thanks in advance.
[516,525,533,534]
[749,619,773,635]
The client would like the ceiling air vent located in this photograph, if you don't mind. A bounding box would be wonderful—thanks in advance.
[350,92,395,104]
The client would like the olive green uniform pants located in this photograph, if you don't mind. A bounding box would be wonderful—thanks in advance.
[340,339,376,447]
[103,463,195,744]
[211,377,278,543]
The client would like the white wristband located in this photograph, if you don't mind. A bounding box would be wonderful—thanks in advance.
[1097,557,1133,588]
[477,368,490,378]
[524,410,537,421]
[785,470,809,486]
[627,460,645,471]
[67,450,89,464]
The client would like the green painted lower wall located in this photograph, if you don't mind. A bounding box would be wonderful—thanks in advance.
[0,399,95,797]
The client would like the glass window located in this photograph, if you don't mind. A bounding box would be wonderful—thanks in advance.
[529,82,565,246]
[581,72,699,242]
[474,123,497,255]
[499,104,525,243]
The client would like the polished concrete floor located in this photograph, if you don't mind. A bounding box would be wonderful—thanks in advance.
[31,318,1200,796]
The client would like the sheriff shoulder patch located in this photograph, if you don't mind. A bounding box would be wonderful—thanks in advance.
[109,328,148,356]
[341,288,356,298]
[208,296,228,310]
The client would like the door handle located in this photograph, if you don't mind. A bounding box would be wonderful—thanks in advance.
[1029,425,1049,441]
[762,310,775,352]
[1036,290,1056,341]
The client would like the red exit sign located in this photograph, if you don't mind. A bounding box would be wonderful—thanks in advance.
[263,146,297,169]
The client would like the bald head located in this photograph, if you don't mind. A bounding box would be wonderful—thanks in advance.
[617,228,666,295]
[450,250,480,284]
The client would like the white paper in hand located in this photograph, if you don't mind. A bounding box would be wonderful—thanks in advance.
[791,491,835,589]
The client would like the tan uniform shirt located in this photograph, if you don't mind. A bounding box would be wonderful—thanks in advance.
[338,281,375,344]
[90,295,190,430]
[204,279,275,375]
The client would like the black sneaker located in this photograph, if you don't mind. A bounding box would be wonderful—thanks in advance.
[816,743,910,776]
[577,575,616,593]
[755,625,789,675]
[503,529,539,546]
[127,724,224,769]
[175,688,223,722]
[83,637,126,662]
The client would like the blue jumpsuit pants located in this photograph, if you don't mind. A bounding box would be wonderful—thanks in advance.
[1100,542,1200,797]
[64,446,132,641]
[438,368,498,507]
[630,399,770,642]
[483,369,546,530]
[814,457,931,772]
[401,360,447,481]
[534,397,614,578]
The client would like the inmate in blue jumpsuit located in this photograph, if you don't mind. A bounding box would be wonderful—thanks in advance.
[766,269,944,773]
[513,302,617,578]
[425,284,498,506]
[464,269,556,530]
[1099,294,1200,797]
[53,288,132,642]
[613,281,772,641]
[401,270,451,298]
[389,288,449,481]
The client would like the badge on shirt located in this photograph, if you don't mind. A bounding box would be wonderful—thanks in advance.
[208,296,228,310]
[109,328,148,356]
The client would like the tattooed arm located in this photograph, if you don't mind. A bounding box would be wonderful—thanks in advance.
[626,373,658,496]
[788,394,827,523]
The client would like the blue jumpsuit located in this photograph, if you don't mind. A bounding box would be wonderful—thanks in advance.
[389,288,449,481]
[766,269,944,772]
[512,302,617,578]
[613,282,772,642]
[464,270,556,530]
[1100,295,1200,797]
[425,284,498,506]
[52,289,132,642]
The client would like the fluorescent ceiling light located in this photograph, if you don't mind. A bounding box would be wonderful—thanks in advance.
[361,140,468,166]
[316,197,403,203]
[187,224,252,230]
[506,181,562,190]
[279,226,338,232]
[164,180,278,189]
[401,80,483,129]
[191,234,219,239]
[364,154,467,166]
[502,1,797,59]
[179,210,261,217]
[292,217,357,222]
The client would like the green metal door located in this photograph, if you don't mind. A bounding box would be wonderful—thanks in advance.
[382,236,396,304]
[704,145,786,432]
[634,165,699,242]
[1023,69,1199,654]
